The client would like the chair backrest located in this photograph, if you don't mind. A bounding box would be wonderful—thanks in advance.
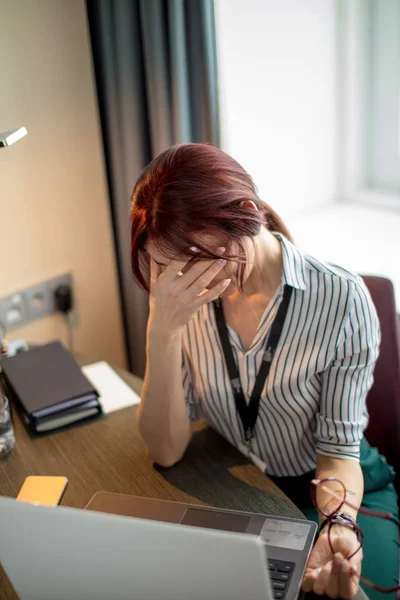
[362,276,400,480]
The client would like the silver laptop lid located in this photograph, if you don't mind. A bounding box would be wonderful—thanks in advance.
[0,496,272,600]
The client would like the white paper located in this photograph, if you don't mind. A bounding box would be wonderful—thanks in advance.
[82,361,140,414]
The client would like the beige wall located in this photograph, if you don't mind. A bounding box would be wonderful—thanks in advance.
[0,0,127,368]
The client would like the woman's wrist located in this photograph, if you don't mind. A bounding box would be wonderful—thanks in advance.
[319,524,359,541]
[147,318,183,341]
[318,512,360,539]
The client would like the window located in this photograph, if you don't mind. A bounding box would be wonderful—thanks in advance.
[338,0,400,207]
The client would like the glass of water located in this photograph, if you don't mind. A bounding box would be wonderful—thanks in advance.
[0,395,15,458]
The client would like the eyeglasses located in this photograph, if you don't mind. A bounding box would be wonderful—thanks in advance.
[311,478,400,594]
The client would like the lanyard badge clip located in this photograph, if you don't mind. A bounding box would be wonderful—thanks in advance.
[245,428,253,456]
[245,439,253,457]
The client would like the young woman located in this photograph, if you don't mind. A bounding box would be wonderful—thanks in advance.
[130,143,398,600]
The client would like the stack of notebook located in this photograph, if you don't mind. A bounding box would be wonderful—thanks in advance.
[1,341,102,433]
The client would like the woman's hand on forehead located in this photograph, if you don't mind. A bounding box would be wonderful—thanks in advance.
[146,247,230,334]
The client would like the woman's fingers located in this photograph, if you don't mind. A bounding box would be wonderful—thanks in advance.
[349,561,361,578]
[303,562,359,600]
[160,258,191,285]
[160,248,227,295]
[188,258,227,295]
[194,278,231,307]
[313,563,332,596]
[326,554,342,599]
[182,247,225,287]
[339,559,358,600]
[302,571,318,593]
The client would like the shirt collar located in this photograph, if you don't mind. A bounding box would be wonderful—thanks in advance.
[274,232,307,291]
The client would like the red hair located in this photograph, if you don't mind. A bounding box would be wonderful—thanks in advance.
[131,143,291,291]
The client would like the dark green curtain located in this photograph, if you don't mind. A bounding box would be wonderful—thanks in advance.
[86,0,220,376]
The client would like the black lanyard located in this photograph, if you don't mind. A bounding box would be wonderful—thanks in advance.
[213,285,293,443]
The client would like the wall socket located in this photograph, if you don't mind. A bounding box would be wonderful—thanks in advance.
[0,273,73,331]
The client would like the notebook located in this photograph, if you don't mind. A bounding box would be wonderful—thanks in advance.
[1,341,101,433]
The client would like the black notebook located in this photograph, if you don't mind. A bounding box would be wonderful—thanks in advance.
[1,341,101,433]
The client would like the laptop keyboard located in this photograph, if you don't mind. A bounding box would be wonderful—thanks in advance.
[268,560,295,599]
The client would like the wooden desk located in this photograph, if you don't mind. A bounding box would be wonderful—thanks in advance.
[0,360,304,599]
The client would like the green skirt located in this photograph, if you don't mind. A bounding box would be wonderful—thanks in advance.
[269,438,399,600]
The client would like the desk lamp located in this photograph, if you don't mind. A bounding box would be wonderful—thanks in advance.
[0,126,27,357]
[0,127,28,148]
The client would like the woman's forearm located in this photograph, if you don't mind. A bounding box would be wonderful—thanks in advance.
[137,329,192,467]
[315,454,364,523]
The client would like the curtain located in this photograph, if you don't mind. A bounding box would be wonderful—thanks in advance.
[86,0,220,376]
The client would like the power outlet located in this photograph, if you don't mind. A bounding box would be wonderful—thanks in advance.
[24,282,53,322]
[0,293,29,329]
[0,273,73,331]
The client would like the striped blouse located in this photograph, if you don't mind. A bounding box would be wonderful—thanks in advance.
[181,234,380,477]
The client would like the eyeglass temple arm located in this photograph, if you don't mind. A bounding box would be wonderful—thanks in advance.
[360,574,400,594]
[312,480,398,522]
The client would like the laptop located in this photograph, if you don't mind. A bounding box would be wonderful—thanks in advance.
[0,494,317,600]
